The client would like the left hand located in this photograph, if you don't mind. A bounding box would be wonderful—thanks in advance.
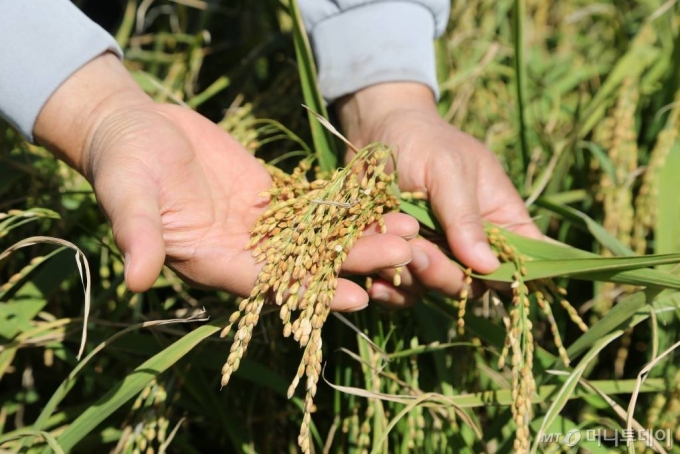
[337,82,543,306]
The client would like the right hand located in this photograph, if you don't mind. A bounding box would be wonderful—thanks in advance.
[336,83,543,306]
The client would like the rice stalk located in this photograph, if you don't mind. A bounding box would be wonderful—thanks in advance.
[632,90,680,254]
[600,77,639,251]
[114,378,174,454]
[465,227,591,452]
[592,77,641,325]
[217,101,260,153]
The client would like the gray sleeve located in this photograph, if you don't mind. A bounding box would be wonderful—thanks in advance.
[0,1,122,142]
[298,0,450,102]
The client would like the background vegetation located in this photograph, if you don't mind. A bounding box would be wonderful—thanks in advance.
[1,0,679,452]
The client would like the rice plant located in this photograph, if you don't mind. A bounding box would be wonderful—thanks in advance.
[1,0,679,453]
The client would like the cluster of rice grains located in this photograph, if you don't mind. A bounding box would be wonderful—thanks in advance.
[117,379,174,454]
[219,145,399,453]
[457,228,589,453]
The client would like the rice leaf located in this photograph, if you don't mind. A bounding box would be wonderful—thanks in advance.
[0,429,65,454]
[567,289,660,359]
[475,253,680,284]
[579,37,658,137]
[531,330,623,454]
[288,0,337,172]
[655,142,680,269]
[535,196,635,257]
[512,0,529,184]
[52,319,222,452]
[1,237,91,360]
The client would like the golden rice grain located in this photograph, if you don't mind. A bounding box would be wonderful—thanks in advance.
[220,145,399,453]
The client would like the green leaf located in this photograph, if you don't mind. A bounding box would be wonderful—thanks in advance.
[531,331,623,454]
[512,0,529,185]
[567,289,659,359]
[0,429,65,454]
[399,200,441,232]
[655,141,680,267]
[0,298,45,339]
[53,320,223,452]
[535,196,634,257]
[490,230,680,288]
[289,0,337,173]
[475,253,680,286]
[578,34,659,137]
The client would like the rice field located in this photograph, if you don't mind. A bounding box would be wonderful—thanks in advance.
[1,0,679,452]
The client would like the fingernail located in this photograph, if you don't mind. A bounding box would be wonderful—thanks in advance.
[474,242,500,269]
[411,246,430,272]
[346,303,369,312]
[392,258,412,268]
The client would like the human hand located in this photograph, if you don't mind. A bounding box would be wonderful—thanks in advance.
[34,54,419,311]
[337,82,543,306]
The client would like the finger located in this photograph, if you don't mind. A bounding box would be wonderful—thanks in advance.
[100,179,166,293]
[330,278,370,311]
[428,157,500,274]
[374,263,425,295]
[189,247,370,312]
[508,220,543,239]
[404,237,483,298]
[361,212,419,239]
[375,238,487,299]
[172,239,378,314]
[494,213,543,240]
[342,234,411,274]
[367,277,418,308]
[484,197,543,240]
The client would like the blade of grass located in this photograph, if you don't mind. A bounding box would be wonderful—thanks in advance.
[513,0,529,187]
[535,196,635,257]
[52,317,223,452]
[655,142,680,268]
[567,289,661,359]
[114,0,137,48]
[399,200,443,232]
[186,75,230,108]
[578,27,659,137]
[473,253,680,283]
[30,312,209,437]
[531,330,623,454]
[626,339,680,454]
[0,429,64,454]
[1,237,91,360]
[289,0,337,172]
[324,370,663,408]
[488,230,680,288]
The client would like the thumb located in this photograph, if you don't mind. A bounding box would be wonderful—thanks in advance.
[428,160,500,274]
[100,178,166,292]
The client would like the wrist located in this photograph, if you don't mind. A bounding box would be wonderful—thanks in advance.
[336,82,437,146]
[34,52,152,176]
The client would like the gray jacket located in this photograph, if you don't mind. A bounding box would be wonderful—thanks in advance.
[0,0,449,141]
